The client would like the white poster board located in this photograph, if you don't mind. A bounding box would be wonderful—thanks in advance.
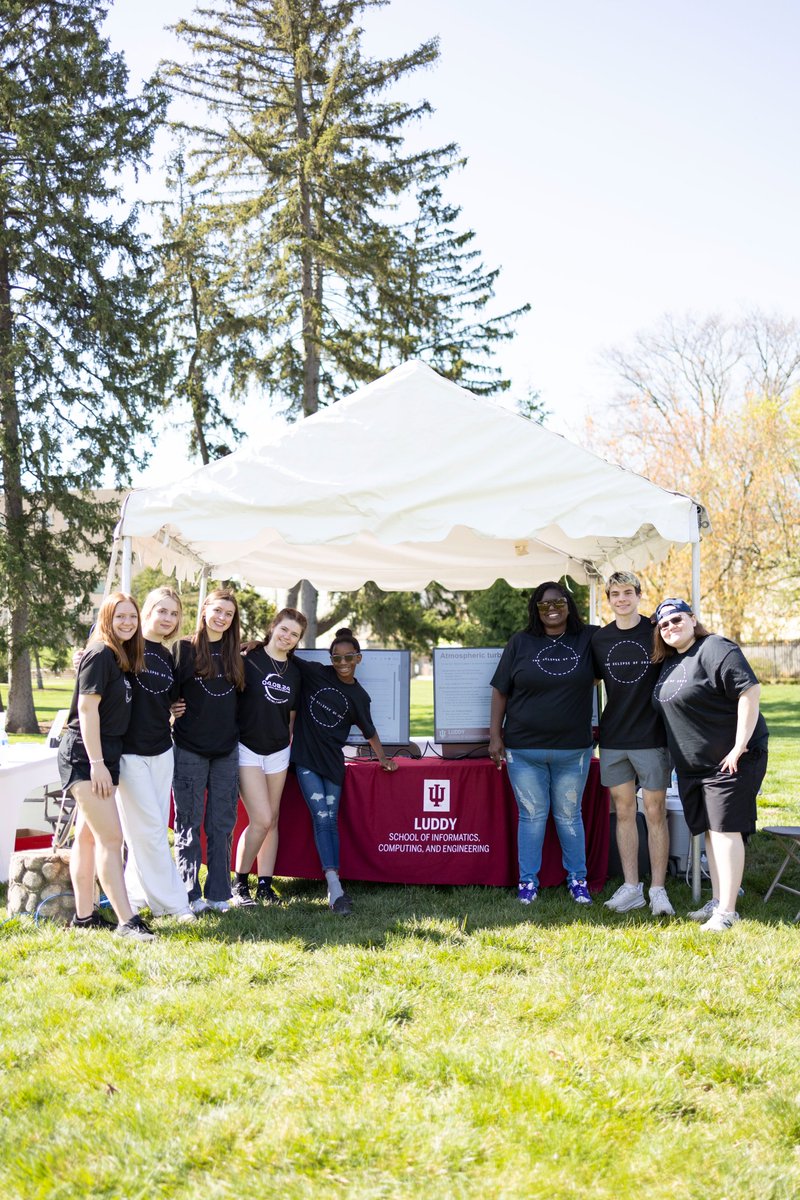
[433,648,503,744]
[296,649,410,745]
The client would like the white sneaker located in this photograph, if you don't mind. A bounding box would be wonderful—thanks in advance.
[700,909,741,933]
[604,882,646,912]
[174,908,198,924]
[190,898,210,915]
[206,899,230,913]
[649,886,675,916]
[687,898,718,922]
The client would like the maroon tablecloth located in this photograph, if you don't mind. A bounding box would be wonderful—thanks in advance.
[230,756,609,891]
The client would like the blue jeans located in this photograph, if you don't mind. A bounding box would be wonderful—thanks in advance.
[172,744,239,902]
[295,767,343,872]
[506,747,591,886]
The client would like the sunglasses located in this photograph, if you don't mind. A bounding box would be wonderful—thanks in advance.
[331,653,358,664]
[537,598,567,611]
[658,614,686,632]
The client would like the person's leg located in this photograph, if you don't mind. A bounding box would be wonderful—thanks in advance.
[172,745,210,904]
[505,749,551,889]
[255,769,288,878]
[236,766,275,876]
[641,788,669,888]
[549,748,592,884]
[204,747,240,903]
[118,751,190,915]
[296,767,345,906]
[610,779,640,885]
[69,806,98,919]
[705,829,744,913]
[70,780,135,924]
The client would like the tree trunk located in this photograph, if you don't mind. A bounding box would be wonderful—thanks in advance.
[0,216,39,733]
[34,649,43,690]
[299,580,318,647]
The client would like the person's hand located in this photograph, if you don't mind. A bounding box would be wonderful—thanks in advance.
[719,745,747,774]
[381,759,398,773]
[171,699,186,719]
[488,734,506,769]
[90,760,114,798]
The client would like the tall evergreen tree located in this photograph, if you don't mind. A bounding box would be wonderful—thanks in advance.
[0,0,168,731]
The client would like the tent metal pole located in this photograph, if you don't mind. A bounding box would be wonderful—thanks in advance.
[121,537,132,594]
[102,539,120,599]
[690,517,702,901]
[197,568,209,611]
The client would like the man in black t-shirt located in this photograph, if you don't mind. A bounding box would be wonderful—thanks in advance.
[592,572,674,916]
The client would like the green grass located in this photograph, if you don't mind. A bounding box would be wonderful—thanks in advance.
[1,683,799,1198]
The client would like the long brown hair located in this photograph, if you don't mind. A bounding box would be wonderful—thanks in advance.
[193,588,245,689]
[651,614,712,663]
[89,592,144,673]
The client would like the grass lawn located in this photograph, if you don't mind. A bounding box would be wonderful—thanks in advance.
[1,683,799,1198]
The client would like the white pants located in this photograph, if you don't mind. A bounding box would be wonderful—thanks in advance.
[117,749,191,916]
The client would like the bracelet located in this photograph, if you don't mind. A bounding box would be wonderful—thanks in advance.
[88,758,104,765]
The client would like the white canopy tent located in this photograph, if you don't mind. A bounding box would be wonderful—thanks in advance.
[115,360,708,608]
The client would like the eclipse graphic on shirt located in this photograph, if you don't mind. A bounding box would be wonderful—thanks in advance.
[308,687,351,728]
[124,678,132,704]
[136,650,174,696]
[197,652,235,698]
[653,661,688,704]
[604,640,650,684]
[534,642,580,676]
[263,674,293,704]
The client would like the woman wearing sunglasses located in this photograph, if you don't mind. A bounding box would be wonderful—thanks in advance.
[490,581,598,906]
[652,598,768,932]
[291,627,397,914]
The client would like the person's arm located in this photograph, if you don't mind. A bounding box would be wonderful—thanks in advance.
[489,687,507,769]
[77,692,114,797]
[719,684,761,774]
[366,732,397,772]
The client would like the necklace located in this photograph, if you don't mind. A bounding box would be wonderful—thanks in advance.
[265,647,289,677]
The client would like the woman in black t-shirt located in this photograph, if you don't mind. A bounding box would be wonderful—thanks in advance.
[116,586,195,922]
[230,607,306,907]
[172,588,245,914]
[490,582,598,907]
[291,627,397,914]
[57,592,154,940]
[652,597,768,933]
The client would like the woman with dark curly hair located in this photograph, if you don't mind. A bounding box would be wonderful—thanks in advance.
[489,581,599,906]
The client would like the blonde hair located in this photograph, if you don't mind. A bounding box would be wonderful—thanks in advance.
[141,586,183,647]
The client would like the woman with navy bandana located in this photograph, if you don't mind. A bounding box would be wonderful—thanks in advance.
[172,588,244,914]
[652,598,768,933]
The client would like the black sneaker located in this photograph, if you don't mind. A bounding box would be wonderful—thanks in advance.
[329,894,352,915]
[230,882,257,908]
[255,882,283,905]
[70,908,117,930]
[115,914,156,942]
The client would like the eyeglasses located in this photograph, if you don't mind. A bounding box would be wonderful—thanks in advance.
[331,653,358,664]
[537,598,567,612]
[658,615,686,632]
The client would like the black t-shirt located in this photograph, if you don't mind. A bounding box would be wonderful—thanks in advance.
[652,635,768,775]
[66,643,132,739]
[122,639,178,757]
[238,647,302,756]
[172,638,239,758]
[490,626,599,749]
[290,659,376,785]
[592,616,667,749]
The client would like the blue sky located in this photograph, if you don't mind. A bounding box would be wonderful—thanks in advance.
[103,0,800,469]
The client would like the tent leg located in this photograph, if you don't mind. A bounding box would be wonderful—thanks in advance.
[103,540,120,599]
[689,525,702,900]
[121,537,132,594]
[197,569,209,612]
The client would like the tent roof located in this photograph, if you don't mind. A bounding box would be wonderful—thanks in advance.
[118,360,707,590]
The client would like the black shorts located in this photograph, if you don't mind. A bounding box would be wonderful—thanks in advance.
[677,747,768,836]
[57,729,123,793]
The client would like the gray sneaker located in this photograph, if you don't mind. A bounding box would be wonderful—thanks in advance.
[115,914,156,942]
[700,909,741,933]
[604,882,646,912]
[687,898,718,922]
[649,886,675,916]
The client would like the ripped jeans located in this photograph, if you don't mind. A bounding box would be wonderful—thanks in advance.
[295,767,343,872]
[505,747,591,887]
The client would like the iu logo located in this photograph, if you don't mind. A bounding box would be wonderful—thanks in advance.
[423,779,451,813]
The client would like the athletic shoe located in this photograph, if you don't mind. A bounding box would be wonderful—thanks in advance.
[567,878,592,905]
[206,899,230,913]
[173,908,198,924]
[255,882,283,905]
[604,882,645,912]
[649,886,675,916]
[517,882,539,904]
[329,894,352,915]
[699,909,741,933]
[70,908,117,930]
[229,886,257,908]
[115,914,156,942]
[190,898,210,916]
[687,898,718,922]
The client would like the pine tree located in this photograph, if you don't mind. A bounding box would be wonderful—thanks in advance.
[0,0,168,731]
